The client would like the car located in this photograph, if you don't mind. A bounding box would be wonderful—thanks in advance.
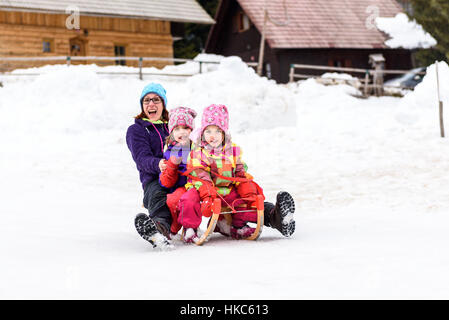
[384,67,426,90]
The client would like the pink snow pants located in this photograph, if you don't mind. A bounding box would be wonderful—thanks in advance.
[177,188,257,229]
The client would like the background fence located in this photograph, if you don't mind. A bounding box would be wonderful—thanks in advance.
[289,63,426,96]
[0,56,258,80]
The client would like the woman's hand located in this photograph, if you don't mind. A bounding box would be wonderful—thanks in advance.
[159,159,167,172]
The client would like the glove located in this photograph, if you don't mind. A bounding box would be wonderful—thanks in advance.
[200,197,214,218]
[198,181,217,217]
[198,181,217,200]
[236,180,258,201]
[159,157,179,188]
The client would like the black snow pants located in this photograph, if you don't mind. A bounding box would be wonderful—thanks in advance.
[143,180,173,230]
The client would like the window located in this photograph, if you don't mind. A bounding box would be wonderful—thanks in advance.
[237,12,251,32]
[114,45,126,66]
[328,58,352,68]
[396,0,413,14]
[42,39,53,53]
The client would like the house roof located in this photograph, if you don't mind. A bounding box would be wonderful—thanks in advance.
[0,0,215,24]
[212,0,404,49]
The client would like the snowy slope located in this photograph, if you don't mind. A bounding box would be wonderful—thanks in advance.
[0,58,449,299]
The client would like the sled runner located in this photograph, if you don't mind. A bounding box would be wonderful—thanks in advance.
[193,194,265,245]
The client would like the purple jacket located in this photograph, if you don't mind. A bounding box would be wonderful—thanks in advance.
[126,118,169,189]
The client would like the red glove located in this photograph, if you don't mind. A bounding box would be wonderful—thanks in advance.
[159,157,179,188]
[200,197,214,218]
[198,182,217,217]
[236,181,258,201]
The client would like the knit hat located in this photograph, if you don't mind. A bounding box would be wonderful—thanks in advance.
[168,107,197,133]
[140,82,167,108]
[201,104,229,134]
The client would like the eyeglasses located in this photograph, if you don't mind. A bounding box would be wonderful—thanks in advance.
[143,97,162,105]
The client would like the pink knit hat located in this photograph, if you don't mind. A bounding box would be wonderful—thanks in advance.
[168,107,197,133]
[201,104,229,134]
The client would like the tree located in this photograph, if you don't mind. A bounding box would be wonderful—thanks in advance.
[409,0,449,66]
[173,0,219,59]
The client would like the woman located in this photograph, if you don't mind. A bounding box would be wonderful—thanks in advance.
[126,82,173,249]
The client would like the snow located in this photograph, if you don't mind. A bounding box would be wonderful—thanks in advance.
[376,13,437,49]
[1,56,449,299]
[321,72,357,81]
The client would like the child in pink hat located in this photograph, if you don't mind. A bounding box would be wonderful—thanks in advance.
[177,104,296,244]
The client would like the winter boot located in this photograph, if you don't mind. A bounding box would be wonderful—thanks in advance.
[231,224,256,239]
[267,191,296,237]
[182,228,199,244]
[214,217,231,237]
[134,213,173,249]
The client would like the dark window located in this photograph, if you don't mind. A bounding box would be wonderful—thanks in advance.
[43,40,53,53]
[237,12,250,32]
[328,58,351,68]
[114,45,126,66]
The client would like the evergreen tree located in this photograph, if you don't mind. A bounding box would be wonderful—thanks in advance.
[409,0,449,65]
[173,0,219,59]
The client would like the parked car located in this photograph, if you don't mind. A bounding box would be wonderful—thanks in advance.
[384,67,426,90]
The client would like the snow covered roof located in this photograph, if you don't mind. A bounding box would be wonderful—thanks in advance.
[376,13,437,49]
[0,0,215,24]
[231,0,405,49]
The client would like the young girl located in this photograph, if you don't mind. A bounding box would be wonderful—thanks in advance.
[159,106,197,237]
[178,104,296,243]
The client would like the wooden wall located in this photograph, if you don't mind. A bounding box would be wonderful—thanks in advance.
[0,11,174,71]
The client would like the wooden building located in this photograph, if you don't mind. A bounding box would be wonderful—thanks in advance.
[0,0,214,71]
[205,0,414,83]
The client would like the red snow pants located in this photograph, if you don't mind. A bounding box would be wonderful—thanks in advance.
[166,187,186,234]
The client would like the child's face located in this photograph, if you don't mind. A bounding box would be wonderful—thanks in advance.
[203,125,224,148]
[172,125,192,145]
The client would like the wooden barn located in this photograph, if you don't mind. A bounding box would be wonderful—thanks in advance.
[0,0,214,71]
[205,0,414,83]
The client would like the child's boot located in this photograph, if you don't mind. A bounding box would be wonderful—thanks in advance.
[214,216,231,237]
[231,224,256,239]
[266,191,296,237]
[182,228,200,243]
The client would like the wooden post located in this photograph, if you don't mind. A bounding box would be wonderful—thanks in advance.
[257,7,267,76]
[364,70,369,97]
[199,61,203,74]
[436,61,445,138]
[66,56,71,66]
[138,57,143,80]
[289,64,294,83]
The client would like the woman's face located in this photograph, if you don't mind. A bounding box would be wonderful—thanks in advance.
[203,125,224,148]
[142,93,163,121]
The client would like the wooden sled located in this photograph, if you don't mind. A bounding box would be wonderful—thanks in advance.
[194,194,265,246]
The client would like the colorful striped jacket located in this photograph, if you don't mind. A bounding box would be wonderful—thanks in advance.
[185,142,250,196]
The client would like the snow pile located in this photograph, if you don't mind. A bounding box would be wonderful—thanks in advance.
[396,61,449,127]
[0,66,141,134]
[321,72,357,81]
[376,13,437,49]
[0,56,295,136]
[166,56,296,133]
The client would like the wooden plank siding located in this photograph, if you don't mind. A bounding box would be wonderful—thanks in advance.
[0,11,173,71]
